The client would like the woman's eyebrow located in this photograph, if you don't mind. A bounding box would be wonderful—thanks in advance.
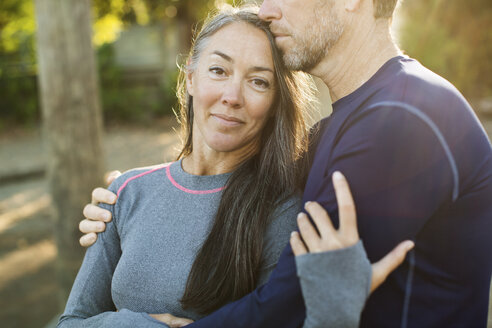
[212,51,233,62]
[250,66,274,73]
[212,50,274,73]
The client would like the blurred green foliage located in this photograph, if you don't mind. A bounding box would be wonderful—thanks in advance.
[1,0,490,129]
[0,0,235,130]
[0,74,38,129]
[97,43,179,123]
[398,0,492,100]
[0,0,38,129]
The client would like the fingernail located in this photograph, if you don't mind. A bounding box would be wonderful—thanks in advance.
[109,195,117,203]
[290,231,297,238]
[297,213,307,223]
[333,171,344,181]
[304,201,311,208]
[406,241,415,251]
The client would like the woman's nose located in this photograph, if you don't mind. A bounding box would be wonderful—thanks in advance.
[221,81,244,109]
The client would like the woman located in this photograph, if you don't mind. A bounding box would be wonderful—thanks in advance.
[58,6,315,327]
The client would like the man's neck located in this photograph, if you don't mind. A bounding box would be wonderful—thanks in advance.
[310,19,402,103]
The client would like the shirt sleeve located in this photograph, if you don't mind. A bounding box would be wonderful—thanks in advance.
[57,181,170,328]
[309,104,456,260]
[294,103,457,326]
[295,241,372,328]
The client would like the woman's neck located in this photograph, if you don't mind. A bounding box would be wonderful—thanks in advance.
[181,143,257,176]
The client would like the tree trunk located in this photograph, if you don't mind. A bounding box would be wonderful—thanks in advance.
[34,0,104,307]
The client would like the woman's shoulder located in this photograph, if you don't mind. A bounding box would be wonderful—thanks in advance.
[109,162,173,196]
[104,163,173,227]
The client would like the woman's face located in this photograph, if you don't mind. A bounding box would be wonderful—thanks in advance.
[187,22,276,156]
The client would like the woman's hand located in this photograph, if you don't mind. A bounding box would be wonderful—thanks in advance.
[79,170,121,247]
[290,171,414,293]
[149,313,194,327]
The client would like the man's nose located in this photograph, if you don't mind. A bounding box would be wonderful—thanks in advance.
[221,81,244,109]
[259,0,282,22]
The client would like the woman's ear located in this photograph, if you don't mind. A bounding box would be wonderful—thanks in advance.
[186,69,194,96]
[186,59,194,96]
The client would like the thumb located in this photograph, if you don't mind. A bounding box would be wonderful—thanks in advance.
[370,240,414,293]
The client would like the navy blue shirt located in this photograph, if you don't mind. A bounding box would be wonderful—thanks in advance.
[189,56,492,327]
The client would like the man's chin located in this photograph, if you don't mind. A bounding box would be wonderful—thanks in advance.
[275,42,299,68]
[282,52,306,71]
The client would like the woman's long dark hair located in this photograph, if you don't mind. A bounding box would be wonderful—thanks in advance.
[176,5,315,315]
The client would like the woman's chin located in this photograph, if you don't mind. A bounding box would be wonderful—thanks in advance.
[207,142,241,153]
[205,139,251,154]
[199,132,257,156]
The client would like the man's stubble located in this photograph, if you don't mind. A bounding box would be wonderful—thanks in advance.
[281,1,344,71]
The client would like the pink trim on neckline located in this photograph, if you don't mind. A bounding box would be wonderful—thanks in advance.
[117,165,169,197]
[166,165,225,195]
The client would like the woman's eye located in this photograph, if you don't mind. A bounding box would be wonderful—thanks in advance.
[210,67,225,76]
[252,79,270,89]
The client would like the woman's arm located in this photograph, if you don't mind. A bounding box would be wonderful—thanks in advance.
[58,178,172,328]
[58,213,171,327]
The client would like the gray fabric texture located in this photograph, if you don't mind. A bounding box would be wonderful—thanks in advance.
[58,160,300,328]
[296,241,372,328]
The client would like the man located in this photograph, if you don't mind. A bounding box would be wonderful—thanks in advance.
[80,0,492,327]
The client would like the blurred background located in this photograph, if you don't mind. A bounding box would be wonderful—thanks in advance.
[0,0,491,327]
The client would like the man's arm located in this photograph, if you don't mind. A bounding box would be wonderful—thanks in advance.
[290,172,414,328]
[305,104,455,260]
[292,103,459,327]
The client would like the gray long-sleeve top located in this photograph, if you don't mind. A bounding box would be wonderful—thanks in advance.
[58,160,301,327]
[296,241,372,328]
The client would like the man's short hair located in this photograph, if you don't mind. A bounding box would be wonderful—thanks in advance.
[373,0,398,18]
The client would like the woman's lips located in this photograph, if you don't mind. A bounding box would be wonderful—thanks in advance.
[211,114,244,126]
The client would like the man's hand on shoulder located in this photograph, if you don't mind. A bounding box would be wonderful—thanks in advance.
[79,170,121,247]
